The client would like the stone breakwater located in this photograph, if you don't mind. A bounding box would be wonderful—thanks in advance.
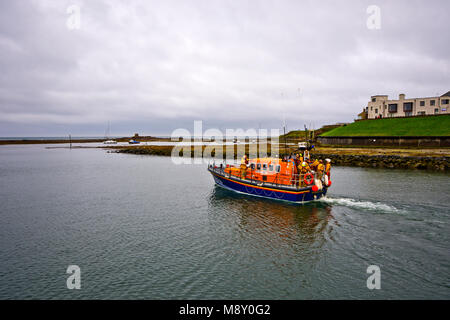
[110,146,449,171]
[312,153,449,171]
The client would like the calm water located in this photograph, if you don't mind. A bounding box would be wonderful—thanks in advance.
[0,144,449,299]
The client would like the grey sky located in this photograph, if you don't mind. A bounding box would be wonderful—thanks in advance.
[0,0,449,136]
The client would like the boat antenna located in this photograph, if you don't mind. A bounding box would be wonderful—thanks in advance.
[304,124,308,147]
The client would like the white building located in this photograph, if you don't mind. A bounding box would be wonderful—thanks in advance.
[365,91,450,119]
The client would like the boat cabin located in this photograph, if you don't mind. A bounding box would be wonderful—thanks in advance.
[224,157,298,186]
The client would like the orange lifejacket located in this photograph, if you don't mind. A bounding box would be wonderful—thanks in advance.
[299,165,310,174]
[311,160,319,170]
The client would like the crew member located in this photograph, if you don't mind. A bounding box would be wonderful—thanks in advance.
[299,162,311,187]
[294,153,302,167]
[324,158,331,185]
[303,149,310,162]
[325,159,331,178]
[317,160,325,180]
[310,159,320,171]
[240,154,249,178]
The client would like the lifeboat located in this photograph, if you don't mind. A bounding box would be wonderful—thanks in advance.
[208,157,330,203]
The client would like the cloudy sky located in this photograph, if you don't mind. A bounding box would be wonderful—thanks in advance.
[0,0,449,136]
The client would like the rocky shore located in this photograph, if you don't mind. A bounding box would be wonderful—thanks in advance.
[110,145,449,171]
[311,153,449,171]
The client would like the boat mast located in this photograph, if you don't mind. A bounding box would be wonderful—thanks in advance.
[105,121,110,140]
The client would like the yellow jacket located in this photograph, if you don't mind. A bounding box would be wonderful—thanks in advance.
[299,165,311,174]
[317,163,324,172]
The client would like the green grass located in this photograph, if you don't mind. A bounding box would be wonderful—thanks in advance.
[280,125,342,140]
[321,115,450,137]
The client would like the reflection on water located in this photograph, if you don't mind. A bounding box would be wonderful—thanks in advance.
[208,186,335,254]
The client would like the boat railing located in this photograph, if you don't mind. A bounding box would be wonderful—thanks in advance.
[208,161,326,190]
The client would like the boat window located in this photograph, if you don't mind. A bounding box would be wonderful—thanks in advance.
[269,164,274,171]
[275,165,281,173]
[250,163,255,170]
[257,163,261,170]
[262,164,267,170]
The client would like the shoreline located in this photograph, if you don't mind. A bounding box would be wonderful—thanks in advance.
[108,145,450,171]
[0,136,171,145]
[2,141,448,171]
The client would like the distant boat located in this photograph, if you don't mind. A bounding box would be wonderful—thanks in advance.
[103,139,117,144]
[103,121,117,144]
[128,140,140,144]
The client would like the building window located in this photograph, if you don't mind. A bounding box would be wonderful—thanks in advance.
[418,111,426,115]
[430,100,435,106]
[434,108,439,114]
[443,99,449,104]
[372,98,376,102]
[420,101,425,106]
[370,106,373,111]
[388,104,398,113]
[403,102,413,112]
[375,109,378,114]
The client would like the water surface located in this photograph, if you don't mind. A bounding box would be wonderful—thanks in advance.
[0,145,448,299]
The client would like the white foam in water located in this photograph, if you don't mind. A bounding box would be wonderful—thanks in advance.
[319,196,401,213]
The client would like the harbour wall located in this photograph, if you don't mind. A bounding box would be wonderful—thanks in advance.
[317,136,450,148]
[311,153,448,171]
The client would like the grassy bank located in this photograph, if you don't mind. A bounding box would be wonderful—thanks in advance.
[279,124,342,140]
[321,115,450,137]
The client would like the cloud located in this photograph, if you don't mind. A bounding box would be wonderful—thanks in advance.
[0,0,449,136]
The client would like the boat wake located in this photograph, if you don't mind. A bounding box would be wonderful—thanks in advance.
[319,196,402,213]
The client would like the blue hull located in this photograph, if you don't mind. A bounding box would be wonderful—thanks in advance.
[209,169,327,203]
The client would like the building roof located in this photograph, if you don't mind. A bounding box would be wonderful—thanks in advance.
[441,91,450,97]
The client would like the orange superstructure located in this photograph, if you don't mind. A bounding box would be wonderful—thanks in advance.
[224,157,299,186]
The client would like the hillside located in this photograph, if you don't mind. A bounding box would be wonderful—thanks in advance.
[321,115,450,137]
[280,124,343,140]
